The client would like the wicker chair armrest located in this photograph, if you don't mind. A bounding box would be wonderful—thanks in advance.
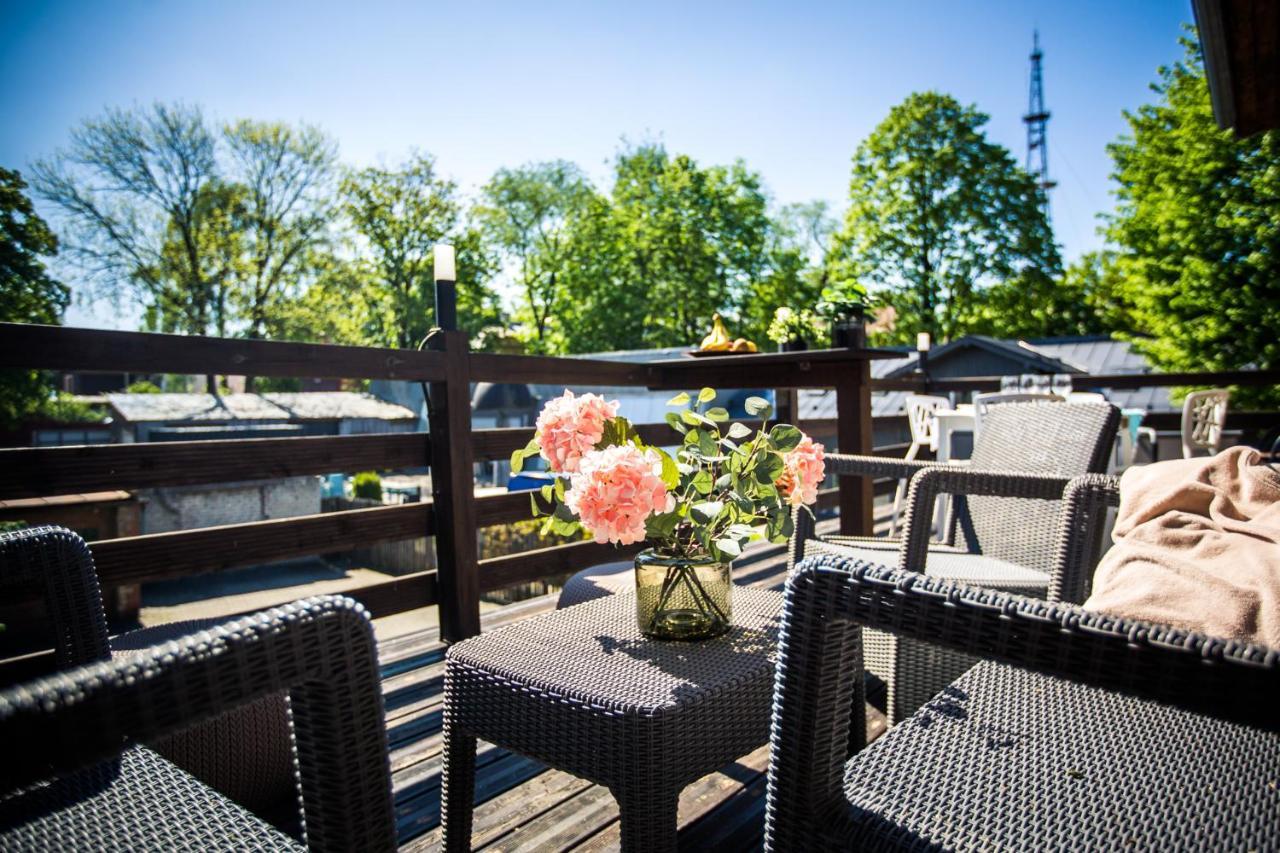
[0,594,395,853]
[824,452,938,482]
[803,555,1279,729]
[898,468,1073,571]
[1049,474,1121,603]
[0,526,109,668]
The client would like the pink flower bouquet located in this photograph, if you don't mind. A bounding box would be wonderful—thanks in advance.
[512,387,825,638]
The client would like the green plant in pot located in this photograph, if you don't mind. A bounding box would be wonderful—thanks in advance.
[818,281,871,348]
[512,388,826,640]
[766,307,823,352]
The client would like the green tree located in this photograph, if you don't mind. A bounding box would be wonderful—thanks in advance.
[738,201,835,344]
[1102,35,1278,405]
[552,144,773,352]
[0,168,69,427]
[476,161,595,351]
[340,153,501,348]
[828,92,1062,343]
[32,103,229,336]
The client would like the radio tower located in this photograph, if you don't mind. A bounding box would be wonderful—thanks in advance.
[1023,31,1056,207]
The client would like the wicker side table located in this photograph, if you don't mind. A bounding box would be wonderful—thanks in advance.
[440,587,784,853]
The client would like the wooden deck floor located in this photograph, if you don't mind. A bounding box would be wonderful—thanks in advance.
[379,523,889,852]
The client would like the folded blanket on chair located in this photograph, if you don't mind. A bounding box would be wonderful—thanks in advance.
[1084,446,1280,647]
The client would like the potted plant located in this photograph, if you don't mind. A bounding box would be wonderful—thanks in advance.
[766,307,823,352]
[511,388,826,640]
[818,281,871,349]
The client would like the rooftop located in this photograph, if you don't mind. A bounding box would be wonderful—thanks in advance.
[106,391,417,424]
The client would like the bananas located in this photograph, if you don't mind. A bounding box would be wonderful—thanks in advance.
[698,313,757,354]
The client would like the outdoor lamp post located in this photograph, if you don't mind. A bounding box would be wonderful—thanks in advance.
[434,243,457,331]
[917,331,931,388]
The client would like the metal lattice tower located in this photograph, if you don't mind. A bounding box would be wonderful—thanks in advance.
[1023,30,1057,204]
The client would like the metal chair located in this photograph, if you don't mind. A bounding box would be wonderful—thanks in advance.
[790,401,1120,722]
[764,554,1280,851]
[889,394,952,536]
[0,579,397,850]
[1181,388,1230,457]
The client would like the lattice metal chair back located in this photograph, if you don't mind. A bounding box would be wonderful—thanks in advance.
[1181,388,1230,458]
[890,394,952,535]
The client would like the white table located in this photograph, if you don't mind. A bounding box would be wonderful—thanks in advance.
[930,406,975,538]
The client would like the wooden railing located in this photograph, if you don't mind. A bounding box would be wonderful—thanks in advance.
[0,320,888,654]
[2,317,1275,679]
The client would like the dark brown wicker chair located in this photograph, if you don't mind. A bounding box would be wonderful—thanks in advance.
[792,400,1121,721]
[765,553,1280,851]
[0,525,296,820]
[0,590,396,851]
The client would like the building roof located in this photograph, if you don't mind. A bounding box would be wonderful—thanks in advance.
[106,392,415,423]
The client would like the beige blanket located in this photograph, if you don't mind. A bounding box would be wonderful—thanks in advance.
[1084,446,1280,647]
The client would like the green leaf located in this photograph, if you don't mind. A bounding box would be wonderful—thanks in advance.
[697,387,717,404]
[727,422,753,439]
[714,473,733,490]
[715,538,742,558]
[744,396,772,418]
[696,429,717,457]
[540,484,554,502]
[510,448,525,474]
[666,391,691,406]
[554,477,566,500]
[596,416,638,449]
[692,469,714,495]
[691,500,724,523]
[769,424,803,452]
[654,448,680,489]
[704,407,729,422]
[644,510,681,539]
[530,491,541,517]
[680,409,705,426]
[665,411,688,434]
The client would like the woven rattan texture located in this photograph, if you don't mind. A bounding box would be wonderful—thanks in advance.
[765,555,1280,851]
[0,747,298,851]
[0,526,110,668]
[840,661,1280,851]
[0,594,396,853]
[443,588,784,852]
[805,539,1047,722]
[114,618,296,817]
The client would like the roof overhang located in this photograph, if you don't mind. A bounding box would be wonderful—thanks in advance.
[1192,0,1280,136]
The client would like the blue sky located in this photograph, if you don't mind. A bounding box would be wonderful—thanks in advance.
[1,0,1193,328]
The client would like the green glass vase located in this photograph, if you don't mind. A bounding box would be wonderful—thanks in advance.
[634,549,732,640]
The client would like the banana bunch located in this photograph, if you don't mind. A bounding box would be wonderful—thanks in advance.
[699,313,758,354]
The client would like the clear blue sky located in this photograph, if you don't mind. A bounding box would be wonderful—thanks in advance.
[1,0,1193,329]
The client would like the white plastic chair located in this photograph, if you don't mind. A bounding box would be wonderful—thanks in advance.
[972,391,1064,445]
[1181,389,1230,458]
[890,395,952,535]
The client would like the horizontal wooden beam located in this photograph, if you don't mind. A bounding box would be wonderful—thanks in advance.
[0,432,429,500]
[647,348,896,390]
[478,540,646,592]
[0,323,447,381]
[469,352,650,386]
[329,570,438,620]
[90,502,432,585]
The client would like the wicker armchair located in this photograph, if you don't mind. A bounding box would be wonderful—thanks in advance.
[765,554,1280,851]
[792,400,1121,722]
[0,526,295,820]
[0,593,396,851]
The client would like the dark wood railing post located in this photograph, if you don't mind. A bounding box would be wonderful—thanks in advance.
[425,326,481,643]
[835,360,874,536]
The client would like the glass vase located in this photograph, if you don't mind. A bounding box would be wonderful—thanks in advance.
[634,549,732,640]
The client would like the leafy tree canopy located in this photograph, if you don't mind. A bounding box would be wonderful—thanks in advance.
[0,167,69,427]
[828,91,1062,344]
[1100,35,1279,406]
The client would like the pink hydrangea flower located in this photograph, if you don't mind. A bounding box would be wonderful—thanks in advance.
[566,445,674,545]
[776,435,826,506]
[535,390,620,473]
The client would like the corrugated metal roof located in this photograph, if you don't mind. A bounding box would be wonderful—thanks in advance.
[106,392,416,423]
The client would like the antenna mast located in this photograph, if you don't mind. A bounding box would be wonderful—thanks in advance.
[1023,30,1056,207]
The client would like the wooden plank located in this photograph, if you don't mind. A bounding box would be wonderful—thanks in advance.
[89,503,432,585]
[425,329,481,643]
[478,540,646,592]
[0,322,447,381]
[469,352,651,386]
[836,361,875,535]
[647,348,898,390]
[0,432,428,500]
